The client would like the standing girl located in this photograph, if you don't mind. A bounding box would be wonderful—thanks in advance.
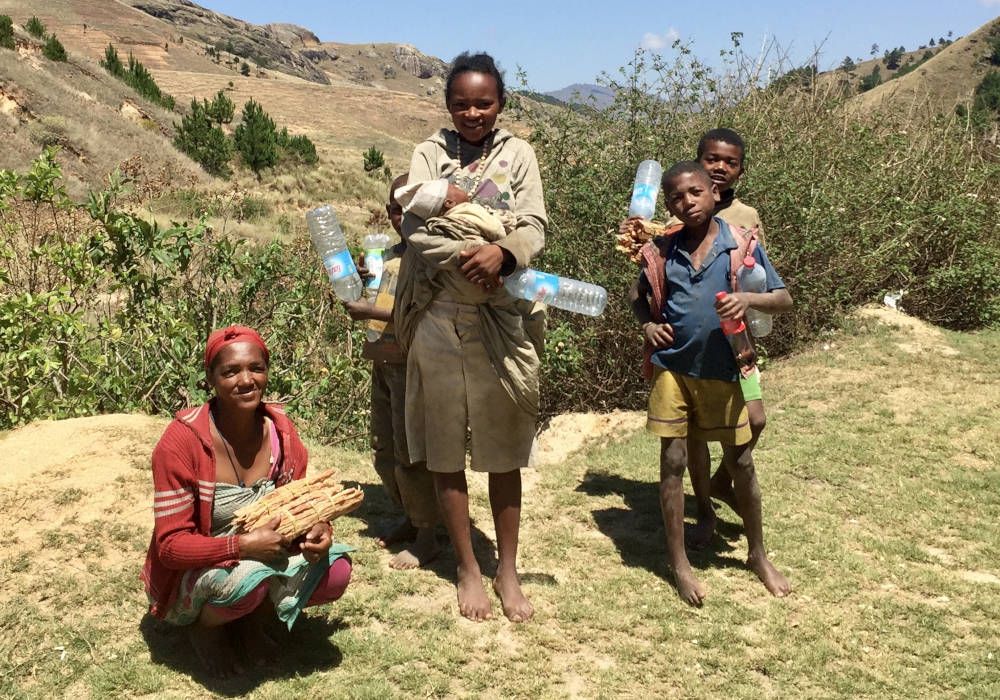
[394,52,546,623]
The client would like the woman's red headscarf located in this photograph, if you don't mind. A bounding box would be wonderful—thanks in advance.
[204,325,269,370]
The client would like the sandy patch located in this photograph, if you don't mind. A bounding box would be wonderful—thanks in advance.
[959,570,1000,585]
[119,100,153,125]
[534,411,645,467]
[0,89,24,118]
[856,306,959,357]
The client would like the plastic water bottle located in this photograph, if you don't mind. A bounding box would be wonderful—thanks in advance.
[628,160,662,219]
[305,205,362,302]
[737,255,772,337]
[504,268,608,317]
[715,291,757,370]
[361,232,392,301]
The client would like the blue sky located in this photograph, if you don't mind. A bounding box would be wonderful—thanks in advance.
[196,1,1000,92]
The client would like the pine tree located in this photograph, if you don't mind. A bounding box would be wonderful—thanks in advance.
[100,44,123,76]
[233,99,277,177]
[42,34,67,62]
[24,16,45,39]
[174,99,232,178]
[205,90,235,125]
[0,15,15,50]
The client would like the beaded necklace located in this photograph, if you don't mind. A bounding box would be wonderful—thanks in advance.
[455,131,494,196]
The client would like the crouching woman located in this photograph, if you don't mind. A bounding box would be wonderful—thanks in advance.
[142,325,352,677]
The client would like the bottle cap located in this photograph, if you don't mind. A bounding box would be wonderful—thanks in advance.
[714,291,727,301]
[743,255,755,268]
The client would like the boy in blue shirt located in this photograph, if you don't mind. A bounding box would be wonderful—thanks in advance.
[629,161,792,606]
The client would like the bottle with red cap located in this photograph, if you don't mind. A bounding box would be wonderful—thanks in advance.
[714,291,757,370]
[737,255,772,337]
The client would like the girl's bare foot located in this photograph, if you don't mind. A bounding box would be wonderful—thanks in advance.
[376,517,417,547]
[493,570,534,623]
[189,624,244,678]
[685,511,717,551]
[671,562,707,607]
[747,552,791,597]
[456,564,492,621]
[389,527,440,570]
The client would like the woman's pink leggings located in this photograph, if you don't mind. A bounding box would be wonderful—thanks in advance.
[203,556,352,624]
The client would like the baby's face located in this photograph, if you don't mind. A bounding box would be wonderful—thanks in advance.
[441,184,470,213]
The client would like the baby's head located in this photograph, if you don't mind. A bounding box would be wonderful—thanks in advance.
[394,179,469,219]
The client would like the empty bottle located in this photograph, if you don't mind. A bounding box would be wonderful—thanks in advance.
[305,204,362,302]
[628,160,663,219]
[737,255,772,337]
[715,291,757,370]
[504,268,608,317]
[362,232,392,300]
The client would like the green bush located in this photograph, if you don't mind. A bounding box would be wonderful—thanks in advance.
[988,33,1000,67]
[173,99,232,178]
[859,66,882,92]
[42,34,66,62]
[100,44,124,76]
[24,15,44,39]
[234,99,278,176]
[277,127,319,165]
[0,15,15,50]
[0,149,369,443]
[519,41,1000,414]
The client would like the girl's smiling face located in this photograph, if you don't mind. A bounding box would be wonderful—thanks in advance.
[207,341,268,413]
[447,71,502,146]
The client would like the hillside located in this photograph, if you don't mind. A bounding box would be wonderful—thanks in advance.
[0,0,523,204]
[828,17,1000,114]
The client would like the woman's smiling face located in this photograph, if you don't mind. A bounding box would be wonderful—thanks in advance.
[207,341,268,413]
[447,71,502,146]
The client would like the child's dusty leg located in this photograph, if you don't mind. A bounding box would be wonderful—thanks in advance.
[721,441,790,597]
[660,437,706,606]
[685,436,716,550]
[711,399,766,514]
[389,462,441,570]
[489,469,533,623]
[434,470,492,621]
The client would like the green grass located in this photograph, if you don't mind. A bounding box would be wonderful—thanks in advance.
[1,310,998,697]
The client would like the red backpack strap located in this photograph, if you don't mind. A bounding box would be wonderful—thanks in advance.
[727,225,759,292]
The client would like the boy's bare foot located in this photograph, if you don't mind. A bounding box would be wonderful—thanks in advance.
[710,469,740,515]
[189,624,244,678]
[389,527,440,570]
[456,564,492,621]
[747,552,791,597]
[493,570,534,623]
[685,511,717,551]
[376,517,417,547]
[671,562,707,607]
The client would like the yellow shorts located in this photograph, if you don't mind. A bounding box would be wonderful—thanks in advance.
[646,369,752,445]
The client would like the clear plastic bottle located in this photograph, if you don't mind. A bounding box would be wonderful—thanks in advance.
[504,268,608,317]
[737,255,772,337]
[715,291,757,370]
[361,232,392,301]
[628,159,663,219]
[305,204,362,302]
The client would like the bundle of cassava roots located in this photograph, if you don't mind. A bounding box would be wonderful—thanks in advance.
[232,469,364,540]
[614,218,678,263]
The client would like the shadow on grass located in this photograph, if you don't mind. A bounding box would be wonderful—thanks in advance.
[352,481,500,580]
[140,611,346,695]
[577,470,746,582]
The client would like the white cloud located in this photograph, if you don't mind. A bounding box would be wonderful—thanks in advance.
[640,27,680,51]
[979,0,1000,7]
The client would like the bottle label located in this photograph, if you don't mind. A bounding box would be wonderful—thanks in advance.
[527,270,560,303]
[364,249,385,290]
[322,249,357,281]
[629,182,657,217]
